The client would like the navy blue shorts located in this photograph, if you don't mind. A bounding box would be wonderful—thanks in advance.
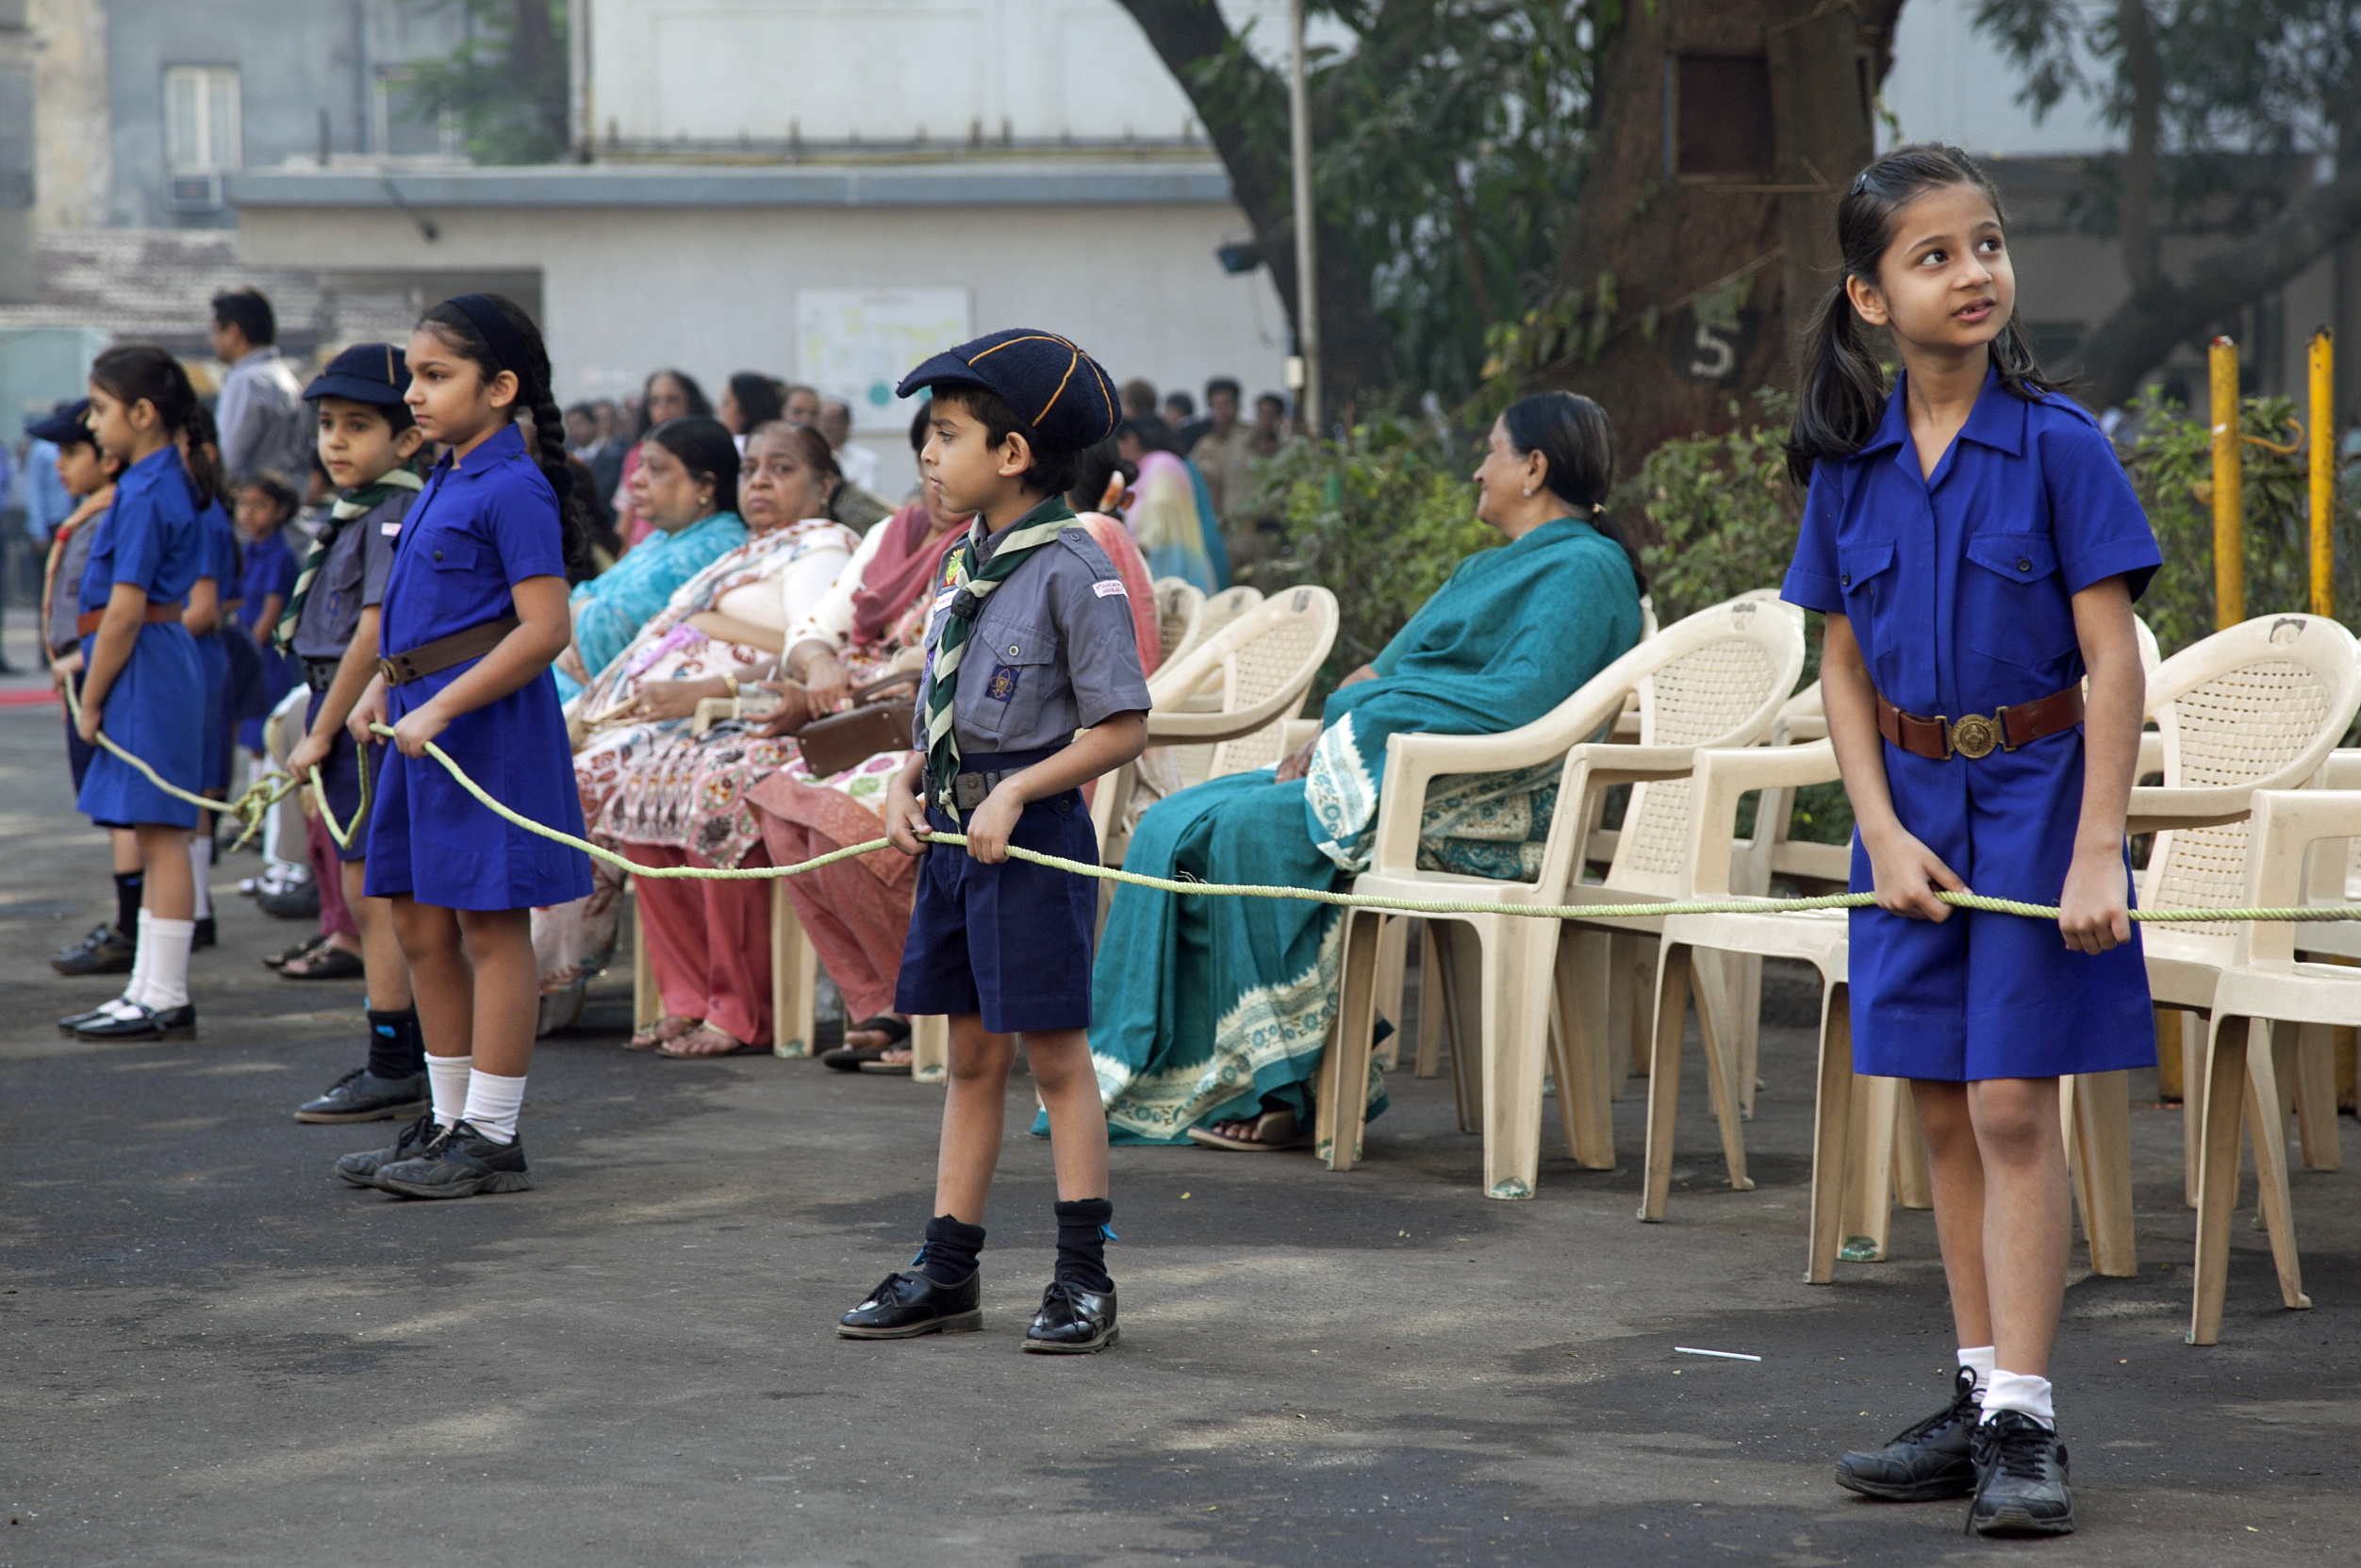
[894,769,1100,1035]
[305,687,380,865]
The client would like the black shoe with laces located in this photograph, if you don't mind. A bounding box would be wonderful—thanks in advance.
[1835,1367,1981,1501]
[837,1268,982,1339]
[336,1113,442,1188]
[1023,1279,1118,1354]
[1967,1411,2073,1536]
[296,1067,429,1124]
[371,1120,534,1199]
[51,923,136,976]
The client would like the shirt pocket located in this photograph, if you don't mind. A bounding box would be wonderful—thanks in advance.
[1961,531,2078,678]
[421,536,484,575]
[1835,537,1902,687]
[964,619,1060,742]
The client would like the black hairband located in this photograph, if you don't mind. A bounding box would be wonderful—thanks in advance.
[445,293,536,385]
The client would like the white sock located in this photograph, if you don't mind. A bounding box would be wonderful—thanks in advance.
[1981,1369,2055,1429]
[138,916,195,1010]
[426,1054,474,1129]
[187,837,212,920]
[1957,1345,1996,1395]
[461,1070,526,1144]
[104,911,157,1015]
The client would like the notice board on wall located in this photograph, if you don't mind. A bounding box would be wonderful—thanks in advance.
[796,289,973,431]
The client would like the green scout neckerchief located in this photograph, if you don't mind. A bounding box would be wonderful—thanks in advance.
[923,496,1076,817]
[273,468,424,652]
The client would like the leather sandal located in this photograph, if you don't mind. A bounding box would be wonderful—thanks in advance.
[279,942,365,982]
[263,932,332,971]
[1185,1109,1313,1151]
[656,1025,768,1059]
[822,1015,910,1071]
[627,1015,700,1051]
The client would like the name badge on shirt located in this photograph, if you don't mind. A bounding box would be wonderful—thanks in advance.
[1092,579,1127,599]
[381,521,402,537]
[986,665,1020,701]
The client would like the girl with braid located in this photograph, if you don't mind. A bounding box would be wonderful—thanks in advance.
[339,294,593,1199]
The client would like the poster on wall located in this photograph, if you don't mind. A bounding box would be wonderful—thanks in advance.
[796,289,973,431]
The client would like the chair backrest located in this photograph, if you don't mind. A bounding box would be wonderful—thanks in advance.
[1154,577,1206,667]
[1150,585,1340,780]
[1600,597,1808,895]
[2138,614,2361,949]
[1197,585,1263,644]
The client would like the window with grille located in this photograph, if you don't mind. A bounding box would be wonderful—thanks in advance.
[164,66,240,172]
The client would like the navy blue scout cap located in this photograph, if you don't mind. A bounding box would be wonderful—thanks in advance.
[25,398,91,445]
[896,328,1119,450]
[304,342,412,406]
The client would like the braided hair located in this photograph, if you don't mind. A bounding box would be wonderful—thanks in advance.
[416,294,591,575]
[89,344,215,510]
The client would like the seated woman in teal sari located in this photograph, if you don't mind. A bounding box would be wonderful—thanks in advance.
[1086,392,1647,1150]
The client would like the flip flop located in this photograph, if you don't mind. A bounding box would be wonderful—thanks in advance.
[628,1015,701,1051]
[262,933,331,971]
[656,1026,768,1059]
[823,1016,911,1071]
[856,1048,915,1076]
[279,943,366,981]
[1184,1110,1313,1151]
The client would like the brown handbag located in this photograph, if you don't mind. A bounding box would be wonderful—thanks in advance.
[792,671,921,779]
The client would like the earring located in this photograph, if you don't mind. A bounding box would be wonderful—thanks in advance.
[1521,486,1534,498]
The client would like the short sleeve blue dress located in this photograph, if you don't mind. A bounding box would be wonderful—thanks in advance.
[1781,368,2164,1081]
[76,447,206,830]
[363,423,593,911]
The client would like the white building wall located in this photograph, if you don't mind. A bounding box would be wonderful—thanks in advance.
[1882,0,2117,157]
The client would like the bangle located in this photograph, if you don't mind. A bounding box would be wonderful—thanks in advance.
[719,672,740,698]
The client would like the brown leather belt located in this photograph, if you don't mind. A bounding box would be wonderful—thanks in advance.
[1875,685,2084,761]
[74,602,182,636]
[377,615,520,686]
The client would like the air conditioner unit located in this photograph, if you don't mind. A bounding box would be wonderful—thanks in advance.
[166,172,223,212]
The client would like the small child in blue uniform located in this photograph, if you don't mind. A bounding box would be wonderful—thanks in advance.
[61,347,215,1042]
[347,295,592,1199]
[180,408,239,949]
[836,330,1149,1354]
[1781,147,2161,1538]
[280,344,431,1133]
[227,473,302,758]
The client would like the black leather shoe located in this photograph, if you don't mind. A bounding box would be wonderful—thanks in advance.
[72,1002,196,1041]
[296,1067,429,1124]
[1967,1411,2072,1536]
[1023,1279,1118,1354]
[337,1113,442,1187]
[58,997,132,1033]
[192,916,216,949]
[371,1120,535,1199]
[257,880,320,920]
[1836,1368,1981,1501]
[837,1268,982,1339]
[51,923,135,976]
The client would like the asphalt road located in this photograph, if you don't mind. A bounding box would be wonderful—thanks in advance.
[1,692,2355,1568]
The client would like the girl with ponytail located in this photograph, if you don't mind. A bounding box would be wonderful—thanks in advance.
[1779,146,2161,1535]
[339,293,593,1199]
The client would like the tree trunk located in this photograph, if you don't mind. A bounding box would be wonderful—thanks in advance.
[1114,0,1398,412]
[1539,0,1902,457]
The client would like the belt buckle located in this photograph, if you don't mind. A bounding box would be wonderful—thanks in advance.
[1949,711,2000,760]
[952,772,988,811]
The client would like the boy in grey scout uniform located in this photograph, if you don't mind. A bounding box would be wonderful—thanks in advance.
[837,329,1148,1356]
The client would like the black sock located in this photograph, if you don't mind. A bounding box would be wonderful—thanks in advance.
[918,1214,985,1284]
[113,871,143,940]
[1053,1198,1114,1292]
[365,1008,425,1081]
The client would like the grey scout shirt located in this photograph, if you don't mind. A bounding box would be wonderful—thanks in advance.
[47,516,99,652]
[291,490,410,660]
[914,524,1151,759]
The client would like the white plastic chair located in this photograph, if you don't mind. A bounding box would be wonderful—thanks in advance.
[1153,578,1207,668]
[1318,596,1805,1198]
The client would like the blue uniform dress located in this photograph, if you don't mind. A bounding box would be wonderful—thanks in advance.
[191,501,239,790]
[75,448,206,830]
[363,423,592,911]
[233,527,300,751]
[1781,369,2164,1081]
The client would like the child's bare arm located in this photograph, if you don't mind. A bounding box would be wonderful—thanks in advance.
[2058,576,2141,953]
[1820,613,1964,921]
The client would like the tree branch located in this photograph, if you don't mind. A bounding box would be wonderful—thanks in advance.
[2116,0,2165,296]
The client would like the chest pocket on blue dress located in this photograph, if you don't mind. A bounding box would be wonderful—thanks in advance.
[1961,532,2076,682]
[970,619,1057,740]
[423,537,482,574]
[1836,538,1902,690]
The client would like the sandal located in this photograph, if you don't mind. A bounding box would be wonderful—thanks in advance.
[657,1025,768,1059]
[1185,1109,1313,1151]
[822,1015,911,1071]
[628,1015,700,1052]
[856,1048,915,1076]
[279,942,365,982]
[262,932,331,971]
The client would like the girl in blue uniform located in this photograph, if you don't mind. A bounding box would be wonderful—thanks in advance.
[62,347,215,1042]
[1782,146,2160,1538]
[180,408,239,948]
[350,294,592,1199]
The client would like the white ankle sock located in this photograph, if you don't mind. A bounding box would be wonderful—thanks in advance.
[1981,1370,2055,1428]
[138,916,195,1010]
[461,1070,526,1144]
[105,912,157,1015]
[426,1054,474,1129]
[187,837,212,920]
[1957,1345,1996,1394]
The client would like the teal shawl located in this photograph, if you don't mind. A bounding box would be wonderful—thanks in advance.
[556,508,747,701]
[1083,517,1643,1145]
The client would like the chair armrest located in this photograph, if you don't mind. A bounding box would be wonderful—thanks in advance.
[2138,730,2164,782]
[1366,686,1633,875]
[2242,789,2361,963]
[690,697,740,735]
[1279,718,1320,754]
[2320,749,2361,790]
[1146,701,1303,746]
[2126,784,2260,835]
[1684,741,1840,896]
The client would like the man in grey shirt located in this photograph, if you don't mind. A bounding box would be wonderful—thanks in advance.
[209,288,311,487]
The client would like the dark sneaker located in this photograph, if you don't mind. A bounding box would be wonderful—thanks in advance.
[837,1268,982,1339]
[52,923,135,976]
[1023,1279,1118,1354]
[336,1113,441,1188]
[296,1067,429,1124]
[72,1002,196,1042]
[371,1120,535,1199]
[1836,1368,1981,1501]
[1967,1411,2073,1537]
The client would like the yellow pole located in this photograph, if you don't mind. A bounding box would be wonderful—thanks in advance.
[2310,328,2335,619]
[2210,336,2243,629]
